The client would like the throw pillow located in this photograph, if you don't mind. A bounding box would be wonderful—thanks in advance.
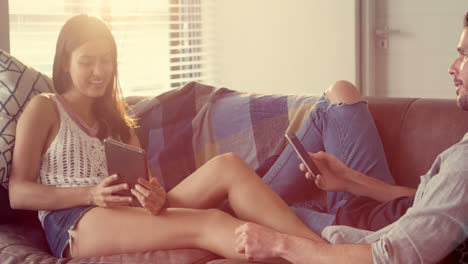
[442,238,468,263]
[0,49,55,189]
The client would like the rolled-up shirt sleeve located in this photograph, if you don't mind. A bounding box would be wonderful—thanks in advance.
[323,143,468,264]
[371,168,468,263]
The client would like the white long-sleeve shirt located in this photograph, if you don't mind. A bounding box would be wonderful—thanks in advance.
[322,132,468,264]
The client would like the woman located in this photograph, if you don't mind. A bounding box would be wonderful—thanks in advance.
[8,14,324,259]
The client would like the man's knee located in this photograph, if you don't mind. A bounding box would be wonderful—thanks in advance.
[325,80,362,104]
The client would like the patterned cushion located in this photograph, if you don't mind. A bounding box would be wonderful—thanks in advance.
[0,50,55,189]
[442,238,468,263]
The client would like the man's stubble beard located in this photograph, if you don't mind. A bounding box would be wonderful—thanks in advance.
[458,90,468,111]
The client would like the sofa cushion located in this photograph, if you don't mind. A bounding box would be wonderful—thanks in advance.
[0,223,219,264]
[442,238,468,263]
[367,97,468,187]
[0,50,55,225]
[0,49,55,190]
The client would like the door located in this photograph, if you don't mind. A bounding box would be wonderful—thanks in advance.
[361,0,467,98]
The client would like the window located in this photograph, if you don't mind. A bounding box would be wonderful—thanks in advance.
[8,0,212,96]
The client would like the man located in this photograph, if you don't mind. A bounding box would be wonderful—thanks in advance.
[234,12,468,264]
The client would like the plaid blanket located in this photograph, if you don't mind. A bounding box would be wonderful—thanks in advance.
[131,82,320,190]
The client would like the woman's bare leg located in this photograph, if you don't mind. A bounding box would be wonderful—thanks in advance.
[70,206,246,258]
[167,153,323,242]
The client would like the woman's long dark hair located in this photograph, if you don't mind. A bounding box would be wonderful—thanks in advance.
[52,14,137,142]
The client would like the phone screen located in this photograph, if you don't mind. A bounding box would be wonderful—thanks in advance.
[285,133,320,177]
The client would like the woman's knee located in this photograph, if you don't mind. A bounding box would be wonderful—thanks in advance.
[210,153,247,172]
[325,80,362,104]
[215,152,243,162]
[208,153,255,183]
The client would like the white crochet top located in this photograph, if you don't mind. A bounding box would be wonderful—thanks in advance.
[37,95,108,225]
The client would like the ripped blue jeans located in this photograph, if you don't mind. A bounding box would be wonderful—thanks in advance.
[262,94,394,234]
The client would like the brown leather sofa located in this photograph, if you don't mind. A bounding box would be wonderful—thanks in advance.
[0,96,466,264]
[366,97,468,189]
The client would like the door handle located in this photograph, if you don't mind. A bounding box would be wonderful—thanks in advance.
[376,28,400,37]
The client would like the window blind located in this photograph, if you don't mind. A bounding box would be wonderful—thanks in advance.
[169,0,205,89]
[8,0,213,96]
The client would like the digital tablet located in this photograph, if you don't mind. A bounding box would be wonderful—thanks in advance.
[103,138,148,207]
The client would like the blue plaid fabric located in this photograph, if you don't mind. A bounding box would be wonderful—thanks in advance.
[132,82,319,191]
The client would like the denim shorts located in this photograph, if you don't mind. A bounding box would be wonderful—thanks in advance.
[43,206,95,258]
[262,94,394,234]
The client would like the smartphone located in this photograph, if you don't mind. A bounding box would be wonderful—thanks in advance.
[103,138,148,207]
[285,133,320,178]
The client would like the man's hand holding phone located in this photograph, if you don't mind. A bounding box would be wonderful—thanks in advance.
[299,151,355,193]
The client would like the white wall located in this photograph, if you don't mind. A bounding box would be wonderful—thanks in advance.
[210,0,358,95]
[0,0,10,52]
